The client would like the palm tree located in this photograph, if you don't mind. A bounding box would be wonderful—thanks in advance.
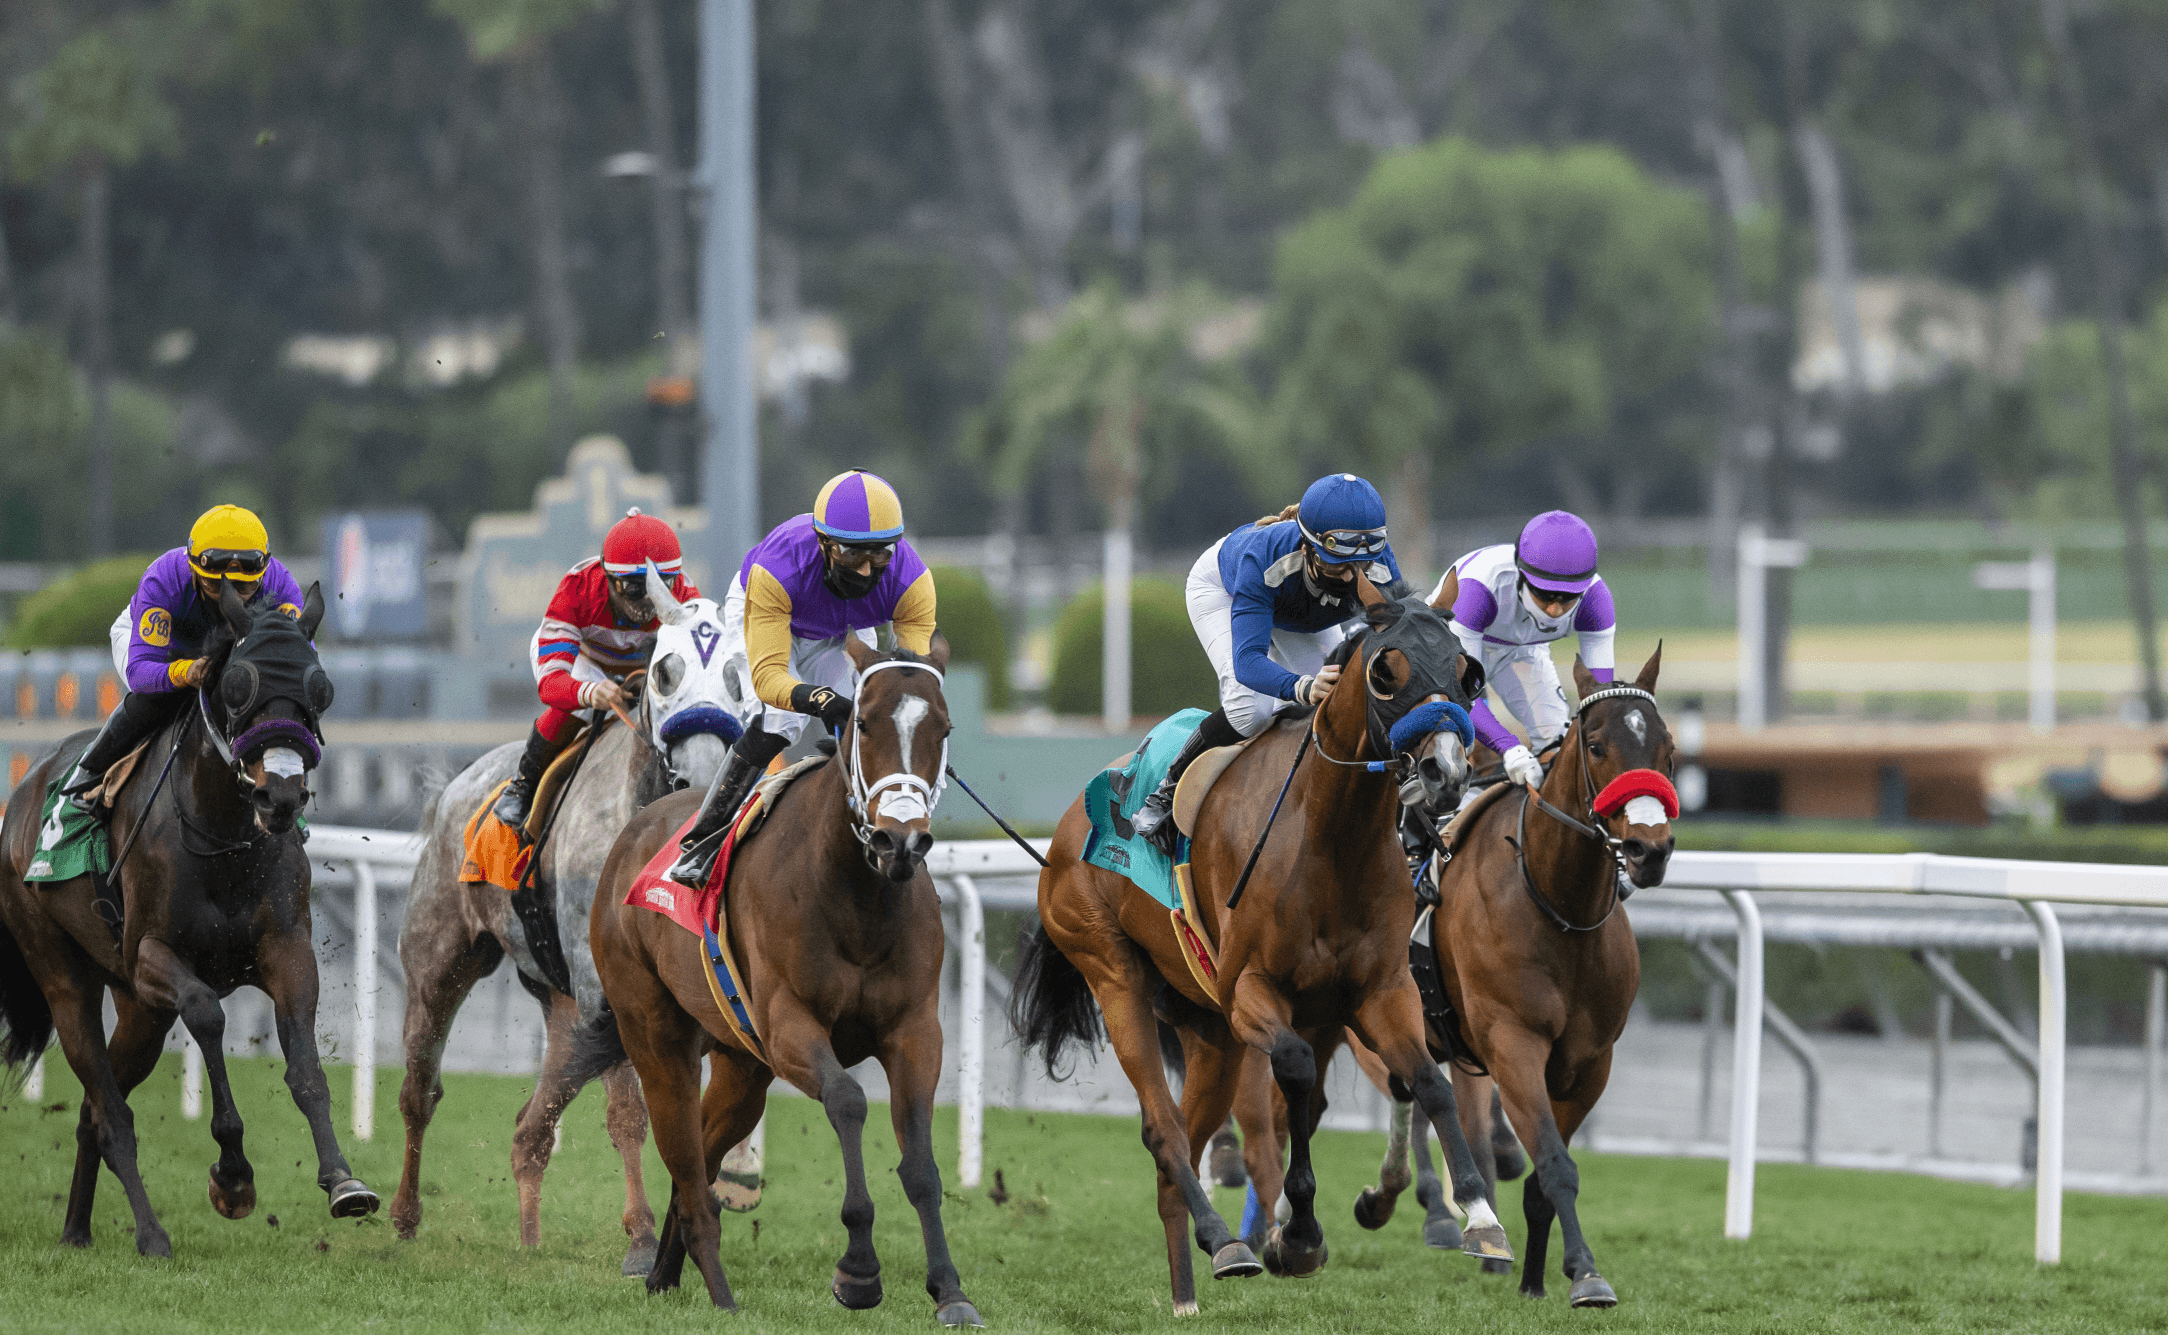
[971,280,1270,728]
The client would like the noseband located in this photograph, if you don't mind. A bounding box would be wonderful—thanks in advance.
[1512,685,1677,932]
[843,658,949,856]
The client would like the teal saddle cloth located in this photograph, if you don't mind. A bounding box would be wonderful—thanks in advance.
[1079,708,1205,912]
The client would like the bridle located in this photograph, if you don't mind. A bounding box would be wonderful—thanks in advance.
[1509,684,1664,933]
[842,657,949,855]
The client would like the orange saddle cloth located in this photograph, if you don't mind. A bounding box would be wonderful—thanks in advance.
[458,779,531,891]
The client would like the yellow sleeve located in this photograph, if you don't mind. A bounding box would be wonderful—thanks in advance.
[743,565,801,712]
[890,569,937,655]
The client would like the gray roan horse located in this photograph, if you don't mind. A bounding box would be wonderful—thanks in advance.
[0,582,375,1257]
[391,568,736,1271]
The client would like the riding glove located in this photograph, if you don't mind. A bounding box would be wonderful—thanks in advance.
[1501,744,1543,787]
[791,682,855,730]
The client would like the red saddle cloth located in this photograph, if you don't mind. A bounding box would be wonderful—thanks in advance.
[624,792,766,935]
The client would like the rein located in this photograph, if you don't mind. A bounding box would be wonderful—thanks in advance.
[1507,684,1661,933]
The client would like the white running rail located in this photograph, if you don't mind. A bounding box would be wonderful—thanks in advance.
[293,829,2168,1265]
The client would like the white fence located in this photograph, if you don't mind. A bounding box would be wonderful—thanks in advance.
[117,828,2168,1269]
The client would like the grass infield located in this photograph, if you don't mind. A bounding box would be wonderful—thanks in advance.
[4,1054,2166,1332]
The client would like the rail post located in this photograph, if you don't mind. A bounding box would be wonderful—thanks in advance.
[2143,963,2164,1177]
[2022,900,2064,1264]
[353,858,378,1142]
[183,1033,203,1119]
[1721,888,1764,1239]
[953,873,985,1189]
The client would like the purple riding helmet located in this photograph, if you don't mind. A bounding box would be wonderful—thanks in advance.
[1514,510,1600,598]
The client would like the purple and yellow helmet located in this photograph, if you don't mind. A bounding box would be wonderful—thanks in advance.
[812,470,906,543]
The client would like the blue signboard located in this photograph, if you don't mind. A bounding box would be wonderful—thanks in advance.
[320,509,429,639]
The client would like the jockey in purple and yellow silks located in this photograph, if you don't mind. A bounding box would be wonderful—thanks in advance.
[60,504,306,817]
[667,469,937,887]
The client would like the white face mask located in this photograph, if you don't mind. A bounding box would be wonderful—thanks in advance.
[1518,580,1580,627]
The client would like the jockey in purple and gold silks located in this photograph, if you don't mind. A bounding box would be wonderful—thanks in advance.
[667,469,938,887]
[61,504,306,818]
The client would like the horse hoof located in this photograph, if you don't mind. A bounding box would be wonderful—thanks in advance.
[1569,1274,1618,1308]
[621,1236,658,1278]
[1459,1222,1513,1262]
[1480,1257,1513,1277]
[137,1228,173,1259]
[1520,1282,1546,1300]
[1261,1225,1327,1278]
[1173,1300,1199,1317]
[208,1168,256,1220]
[1422,1217,1464,1250]
[717,1169,762,1214]
[329,1179,381,1219]
[832,1267,884,1310]
[936,1299,986,1327]
[1353,1187,1397,1231]
[1209,1132,1247,1189]
[1209,1240,1262,1280]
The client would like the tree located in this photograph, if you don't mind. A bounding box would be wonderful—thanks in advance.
[1263,136,1714,579]
[969,280,1261,726]
[10,25,174,557]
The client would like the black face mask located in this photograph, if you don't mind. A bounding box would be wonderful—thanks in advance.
[1358,600,1474,757]
[823,559,880,600]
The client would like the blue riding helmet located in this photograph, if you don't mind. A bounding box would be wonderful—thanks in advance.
[1296,473,1390,565]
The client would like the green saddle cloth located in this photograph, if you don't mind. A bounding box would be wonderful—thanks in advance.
[1080,708,1206,912]
[24,774,110,884]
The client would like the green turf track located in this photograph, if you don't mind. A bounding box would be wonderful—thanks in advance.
[4,1054,2166,1332]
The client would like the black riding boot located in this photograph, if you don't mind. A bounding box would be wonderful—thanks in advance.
[1132,708,1245,856]
[61,691,185,817]
[669,726,790,888]
[493,725,569,828]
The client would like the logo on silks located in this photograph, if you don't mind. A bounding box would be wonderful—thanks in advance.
[690,619,721,666]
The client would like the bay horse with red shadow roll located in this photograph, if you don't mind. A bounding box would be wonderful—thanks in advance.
[572,634,981,1324]
[0,582,377,1258]
[1012,575,1516,1315]
[1347,648,1676,1307]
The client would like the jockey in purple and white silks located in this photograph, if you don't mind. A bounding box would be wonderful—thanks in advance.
[1129,473,1411,854]
[1429,510,1615,792]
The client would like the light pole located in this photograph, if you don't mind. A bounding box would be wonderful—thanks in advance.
[1973,549,2057,734]
[1736,524,1807,732]
[699,0,759,576]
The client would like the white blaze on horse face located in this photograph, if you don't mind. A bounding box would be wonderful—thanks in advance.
[875,692,933,822]
[1623,709,1646,746]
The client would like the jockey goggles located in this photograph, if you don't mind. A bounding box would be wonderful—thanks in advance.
[194,548,269,578]
[824,537,898,565]
[1298,521,1389,563]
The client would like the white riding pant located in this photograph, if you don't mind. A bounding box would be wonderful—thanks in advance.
[1482,643,1572,752]
[717,572,871,744]
[1185,538,1345,738]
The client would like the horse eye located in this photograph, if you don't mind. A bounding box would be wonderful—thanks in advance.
[1588,742,1605,758]
[653,653,683,695]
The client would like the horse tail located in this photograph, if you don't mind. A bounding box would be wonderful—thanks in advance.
[0,914,54,1082]
[1008,923,1102,1080]
[1157,1020,1186,1082]
[562,1002,628,1088]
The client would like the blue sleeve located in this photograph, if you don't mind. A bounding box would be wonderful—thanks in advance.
[1228,563,1300,701]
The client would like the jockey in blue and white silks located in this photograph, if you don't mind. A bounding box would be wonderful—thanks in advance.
[1131,473,1412,853]
[1429,510,1616,791]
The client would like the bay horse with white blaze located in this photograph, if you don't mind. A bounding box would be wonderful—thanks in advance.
[0,582,376,1257]
[392,566,738,1271]
[1349,648,1674,1307]
[1013,576,1514,1314]
[576,634,981,1323]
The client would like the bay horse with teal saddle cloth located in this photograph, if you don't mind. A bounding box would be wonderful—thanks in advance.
[0,581,377,1258]
[1013,572,1513,1313]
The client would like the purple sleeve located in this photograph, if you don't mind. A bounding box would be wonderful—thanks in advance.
[1574,578,1615,632]
[1470,698,1520,755]
[1452,577,1498,631]
[261,559,307,617]
[124,549,193,694]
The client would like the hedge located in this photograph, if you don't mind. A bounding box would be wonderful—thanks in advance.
[5,555,155,649]
[927,565,1010,710]
[1047,578,1218,717]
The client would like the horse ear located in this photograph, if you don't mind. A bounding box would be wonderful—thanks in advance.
[1572,654,1599,700]
[216,580,251,636]
[1353,568,1386,608]
[843,633,880,674]
[924,630,952,673]
[1635,641,1663,692]
[298,582,326,639]
[644,562,691,625]
[1429,570,1459,616]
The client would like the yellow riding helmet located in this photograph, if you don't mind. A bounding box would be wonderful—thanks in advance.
[187,504,271,579]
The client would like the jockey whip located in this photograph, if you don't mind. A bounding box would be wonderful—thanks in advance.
[1225,726,1311,912]
[944,764,1049,869]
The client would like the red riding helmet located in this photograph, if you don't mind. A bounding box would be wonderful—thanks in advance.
[601,508,682,576]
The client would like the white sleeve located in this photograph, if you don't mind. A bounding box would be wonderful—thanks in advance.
[1577,623,1616,675]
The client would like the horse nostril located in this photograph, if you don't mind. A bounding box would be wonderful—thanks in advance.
[1621,839,1650,861]
[907,830,934,860]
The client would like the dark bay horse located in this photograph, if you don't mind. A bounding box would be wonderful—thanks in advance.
[577,635,981,1323]
[1013,579,1510,1314]
[0,582,377,1257]
[1348,649,1674,1306]
[392,568,735,1269]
